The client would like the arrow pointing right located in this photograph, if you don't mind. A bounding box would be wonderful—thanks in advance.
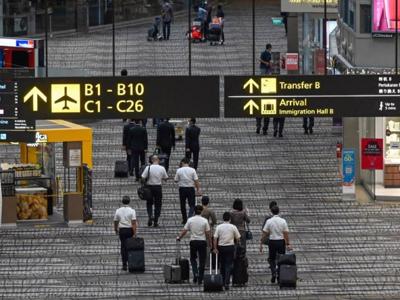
[243,78,260,94]
[243,99,259,115]
[23,87,47,112]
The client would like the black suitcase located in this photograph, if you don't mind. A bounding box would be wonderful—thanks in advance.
[232,256,248,286]
[114,160,129,177]
[164,240,189,283]
[128,249,145,273]
[204,253,223,292]
[279,264,297,288]
[126,237,145,251]
[277,252,296,266]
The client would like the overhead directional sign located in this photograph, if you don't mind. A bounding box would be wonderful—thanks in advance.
[18,76,220,119]
[224,75,400,117]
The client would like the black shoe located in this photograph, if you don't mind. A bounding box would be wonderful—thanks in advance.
[309,128,313,134]
[122,265,127,271]
[193,276,198,283]
[271,276,276,283]
[273,131,277,137]
[263,130,267,135]
[153,222,159,227]
[304,129,308,135]
[256,128,260,134]
[135,177,140,182]
[147,218,153,227]
[224,286,230,291]
[279,133,283,138]
[129,172,134,176]
[198,279,203,285]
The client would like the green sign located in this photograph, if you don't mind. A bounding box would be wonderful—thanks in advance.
[271,17,284,26]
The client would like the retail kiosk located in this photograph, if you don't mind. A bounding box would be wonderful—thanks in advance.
[0,120,92,226]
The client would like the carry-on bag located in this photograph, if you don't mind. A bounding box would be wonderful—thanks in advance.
[232,255,249,286]
[203,253,223,292]
[126,237,145,273]
[114,160,129,177]
[277,252,296,266]
[279,264,297,288]
[164,240,186,283]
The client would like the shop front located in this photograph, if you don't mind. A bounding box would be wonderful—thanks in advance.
[0,120,92,226]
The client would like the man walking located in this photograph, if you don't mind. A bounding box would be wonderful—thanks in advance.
[141,155,168,227]
[122,119,136,175]
[256,43,273,134]
[175,158,201,224]
[200,196,217,230]
[161,0,173,40]
[113,196,137,271]
[185,118,201,170]
[127,119,148,181]
[273,117,285,138]
[156,118,175,173]
[177,205,211,285]
[259,205,292,283]
[213,212,241,291]
[303,117,314,134]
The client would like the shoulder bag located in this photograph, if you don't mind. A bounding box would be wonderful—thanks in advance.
[137,165,153,201]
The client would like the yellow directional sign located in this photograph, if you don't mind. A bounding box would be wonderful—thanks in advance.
[261,99,277,115]
[243,78,259,94]
[243,99,259,115]
[23,86,47,112]
[261,78,277,94]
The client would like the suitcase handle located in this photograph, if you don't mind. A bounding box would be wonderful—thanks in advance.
[209,252,218,275]
[176,239,181,262]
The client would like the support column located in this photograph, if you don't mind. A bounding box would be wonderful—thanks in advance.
[287,14,298,75]
[76,0,89,33]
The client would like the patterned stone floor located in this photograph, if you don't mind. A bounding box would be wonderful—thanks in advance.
[1,0,400,299]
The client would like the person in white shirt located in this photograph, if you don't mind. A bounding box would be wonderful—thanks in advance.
[259,205,292,283]
[113,196,137,271]
[213,212,241,291]
[174,157,201,224]
[177,205,211,285]
[141,155,168,227]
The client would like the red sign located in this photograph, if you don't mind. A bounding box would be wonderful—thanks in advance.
[286,53,298,71]
[314,49,325,75]
[361,138,384,170]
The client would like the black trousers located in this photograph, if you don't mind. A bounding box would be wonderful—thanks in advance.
[186,147,199,170]
[273,118,285,135]
[162,21,171,39]
[179,187,196,222]
[218,245,235,287]
[160,146,172,172]
[256,117,269,132]
[190,240,207,281]
[119,228,133,266]
[303,117,314,130]
[131,150,145,179]
[146,185,162,222]
[268,239,286,277]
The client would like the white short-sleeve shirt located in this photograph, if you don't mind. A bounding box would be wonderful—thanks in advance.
[174,166,198,187]
[114,206,136,228]
[213,222,241,246]
[184,215,210,241]
[263,215,289,240]
[141,164,168,185]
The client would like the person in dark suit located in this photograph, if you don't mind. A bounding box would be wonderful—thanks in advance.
[303,117,314,134]
[127,119,148,181]
[122,119,136,175]
[273,117,285,138]
[156,118,175,172]
[185,118,201,170]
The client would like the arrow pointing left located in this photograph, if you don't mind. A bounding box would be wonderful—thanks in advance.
[23,87,47,112]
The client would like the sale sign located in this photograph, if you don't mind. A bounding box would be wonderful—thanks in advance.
[361,138,384,170]
[286,53,299,71]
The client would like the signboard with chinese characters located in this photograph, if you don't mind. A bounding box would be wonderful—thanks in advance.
[281,0,338,13]
[224,75,400,118]
[342,149,356,194]
[17,76,220,119]
[361,138,384,170]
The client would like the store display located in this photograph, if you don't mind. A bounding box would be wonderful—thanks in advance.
[16,187,48,220]
[0,170,15,196]
[1,163,41,178]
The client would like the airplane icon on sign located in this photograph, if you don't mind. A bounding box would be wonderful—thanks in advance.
[54,86,77,110]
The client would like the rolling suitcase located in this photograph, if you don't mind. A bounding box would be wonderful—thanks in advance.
[164,240,185,283]
[204,253,223,292]
[126,237,145,273]
[277,252,296,266]
[232,255,248,286]
[279,264,297,288]
[114,160,129,177]
[176,240,190,282]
